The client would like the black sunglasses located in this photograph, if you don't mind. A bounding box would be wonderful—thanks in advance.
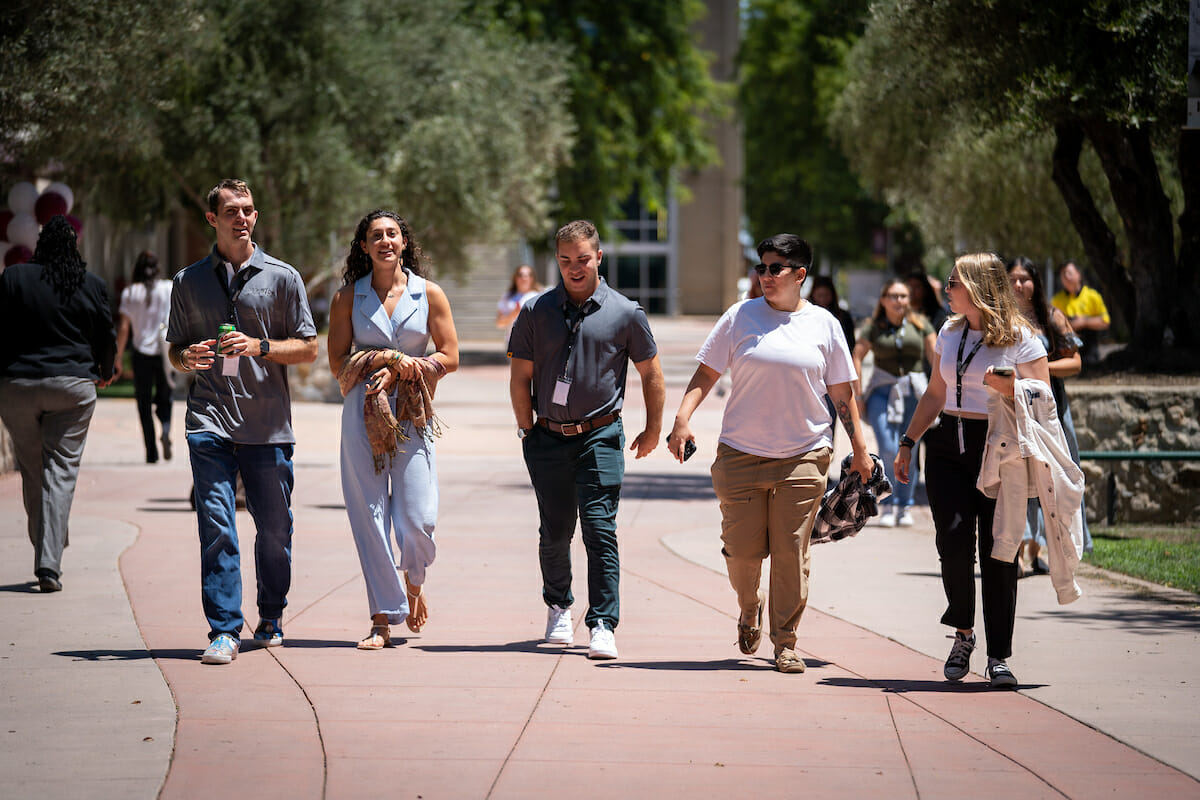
[753,262,794,277]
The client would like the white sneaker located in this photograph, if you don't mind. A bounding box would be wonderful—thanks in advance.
[545,605,573,644]
[896,508,914,527]
[588,621,618,659]
[875,510,896,527]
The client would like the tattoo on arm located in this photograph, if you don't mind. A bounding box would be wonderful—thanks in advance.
[836,399,854,436]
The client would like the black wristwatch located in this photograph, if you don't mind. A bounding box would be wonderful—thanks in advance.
[517,427,531,440]
[259,338,271,357]
[899,434,916,450]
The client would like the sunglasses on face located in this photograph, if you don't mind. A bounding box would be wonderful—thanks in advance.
[945,276,961,289]
[754,262,793,277]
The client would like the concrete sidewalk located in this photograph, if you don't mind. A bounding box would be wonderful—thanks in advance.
[1,315,1198,799]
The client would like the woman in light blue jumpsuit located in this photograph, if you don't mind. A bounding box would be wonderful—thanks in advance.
[328,210,459,649]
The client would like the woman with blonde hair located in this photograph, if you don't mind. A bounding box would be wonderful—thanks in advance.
[895,253,1048,689]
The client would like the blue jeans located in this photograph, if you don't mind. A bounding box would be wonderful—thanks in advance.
[866,384,918,507]
[522,420,625,631]
[188,432,295,639]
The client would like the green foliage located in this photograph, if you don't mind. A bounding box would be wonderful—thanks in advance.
[739,0,897,265]
[829,0,1196,348]
[487,0,724,233]
[1086,531,1200,596]
[1,0,574,276]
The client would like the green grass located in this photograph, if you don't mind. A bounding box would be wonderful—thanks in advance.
[1084,526,1200,595]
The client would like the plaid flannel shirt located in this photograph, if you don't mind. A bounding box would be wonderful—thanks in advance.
[812,453,893,544]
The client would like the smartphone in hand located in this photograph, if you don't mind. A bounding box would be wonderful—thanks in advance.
[992,366,1014,377]
[683,440,697,461]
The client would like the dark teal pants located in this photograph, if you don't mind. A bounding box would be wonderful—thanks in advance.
[522,420,625,630]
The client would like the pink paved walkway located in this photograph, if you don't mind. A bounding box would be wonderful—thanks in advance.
[2,317,1198,799]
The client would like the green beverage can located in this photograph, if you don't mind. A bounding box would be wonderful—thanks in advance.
[216,324,235,355]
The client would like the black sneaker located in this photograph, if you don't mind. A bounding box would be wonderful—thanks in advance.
[986,658,1018,689]
[944,631,975,681]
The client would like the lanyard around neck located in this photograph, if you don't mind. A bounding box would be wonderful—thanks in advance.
[561,301,592,377]
[954,326,984,410]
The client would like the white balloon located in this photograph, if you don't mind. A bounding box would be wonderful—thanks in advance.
[7,182,38,215]
[7,213,40,250]
[43,181,74,213]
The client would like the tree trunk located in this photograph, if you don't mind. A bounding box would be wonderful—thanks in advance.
[1175,128,1200,348]
[1049,122,1134,329]
[1083,120,1175,351]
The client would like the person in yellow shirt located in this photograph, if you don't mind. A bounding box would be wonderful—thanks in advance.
[1051,260,1109,366]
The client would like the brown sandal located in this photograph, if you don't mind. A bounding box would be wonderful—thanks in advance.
[356,624,391,650]
[737,590,765,655]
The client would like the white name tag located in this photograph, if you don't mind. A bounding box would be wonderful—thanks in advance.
[552,377,571,406]
[221,355,239,377]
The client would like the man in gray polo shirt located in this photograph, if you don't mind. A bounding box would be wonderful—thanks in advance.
[508,219,665,660]
[167,178,318,665]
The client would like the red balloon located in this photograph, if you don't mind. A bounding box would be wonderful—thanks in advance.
[35,192,69,225]
[65,214,83,235]
[5,244,33,267]
[0,210,11,236]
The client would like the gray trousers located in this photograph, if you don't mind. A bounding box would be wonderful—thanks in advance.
[0,376,97,578]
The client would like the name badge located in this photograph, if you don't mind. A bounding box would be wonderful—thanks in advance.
[221,354,239,377]
[552,376,571,406]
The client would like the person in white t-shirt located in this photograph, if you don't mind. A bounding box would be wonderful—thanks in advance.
[895,252,1049,690]
[668,234,872,675]
[115,251,175,463]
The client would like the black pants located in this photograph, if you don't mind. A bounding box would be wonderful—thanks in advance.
[924,415,1017,660]
[132,349,172,462]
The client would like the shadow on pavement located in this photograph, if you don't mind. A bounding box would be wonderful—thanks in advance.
[818,677,1026,693]
[622,473,717,502]
[593,658,763,672]
[1027,604,1200,633]
[53,648,193,662]
[283,638,386,649]
[416,639,561,655]
[0,580,40,593]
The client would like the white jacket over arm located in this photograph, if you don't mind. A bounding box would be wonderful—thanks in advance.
[977,377,1085,604]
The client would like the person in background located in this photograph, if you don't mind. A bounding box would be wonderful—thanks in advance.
[508,219,665,661]
[852,278,936,527]
[495,264,543,342]
[808,275,855,351]
[0,215,117,592]
[167,178,318,665]
[668,234,872,674]
[1007,257,1091,570]
[906,269,950,336]
[328,210,459,650]
[1051,260,1109,368]
[115,251,175,463]
[896,252,1049,689]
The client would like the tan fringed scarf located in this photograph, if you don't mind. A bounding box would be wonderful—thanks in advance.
[337,349,444,473]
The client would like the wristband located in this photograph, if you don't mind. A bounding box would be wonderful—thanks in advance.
[899,435,916,450]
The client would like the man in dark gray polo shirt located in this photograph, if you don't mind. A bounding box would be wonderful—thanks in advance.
[508,219,665,660]
[167,178,318,665]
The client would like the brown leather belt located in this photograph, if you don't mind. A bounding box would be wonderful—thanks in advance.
[536,411,620,437]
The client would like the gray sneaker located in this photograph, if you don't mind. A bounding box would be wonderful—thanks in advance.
[943,631,975,681]
[986,658,1019,689]
[201,633,239,665]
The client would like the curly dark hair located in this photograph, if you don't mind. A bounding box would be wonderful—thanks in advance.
[33,215,87,298]
[342,210,425,286]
